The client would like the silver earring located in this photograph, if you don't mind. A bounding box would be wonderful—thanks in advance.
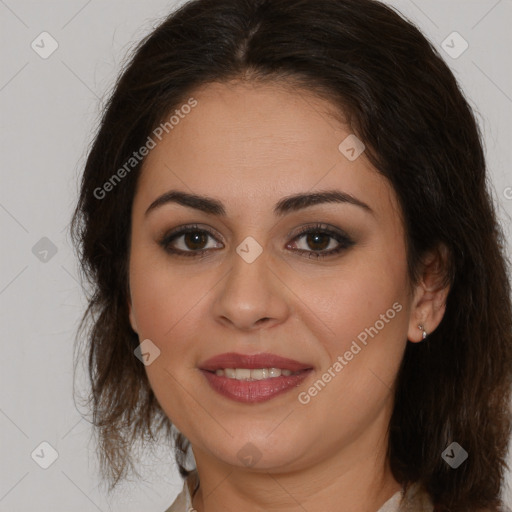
[418,324,428,340]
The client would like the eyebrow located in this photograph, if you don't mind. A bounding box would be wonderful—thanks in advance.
[144,189,373,217]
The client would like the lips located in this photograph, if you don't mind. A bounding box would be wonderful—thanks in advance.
[200,369,312,403]
[198,352,313,372]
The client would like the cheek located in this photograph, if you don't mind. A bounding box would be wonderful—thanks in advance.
[129,250,204,425]
[129,245,207,341]
[302,250,408,346]
[298,240,410,407]
[307,295,408,409]
[297,277,408,437]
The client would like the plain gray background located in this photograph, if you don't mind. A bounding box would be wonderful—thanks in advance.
[1,0,511,510]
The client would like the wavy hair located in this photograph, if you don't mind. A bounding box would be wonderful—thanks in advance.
[70,0,512,509]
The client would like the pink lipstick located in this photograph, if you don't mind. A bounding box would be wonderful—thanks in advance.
[198,352,313,403]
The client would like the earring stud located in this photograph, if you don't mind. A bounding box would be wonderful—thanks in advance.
[418,324,428,340]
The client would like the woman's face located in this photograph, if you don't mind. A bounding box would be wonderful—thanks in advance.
[128,81,421,475]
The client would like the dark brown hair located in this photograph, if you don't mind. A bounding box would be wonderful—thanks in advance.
[70,0,512,510]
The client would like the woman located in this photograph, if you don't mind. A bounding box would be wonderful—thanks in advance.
[70,0,512,510]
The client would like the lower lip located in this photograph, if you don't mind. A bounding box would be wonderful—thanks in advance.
[200,369,312,403]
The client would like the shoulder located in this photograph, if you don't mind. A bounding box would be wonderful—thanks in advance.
[164,470,199,512]
[163,480,189,512]
[404,482,434,511]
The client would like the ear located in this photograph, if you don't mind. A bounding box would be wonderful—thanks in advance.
[407,243,451,343]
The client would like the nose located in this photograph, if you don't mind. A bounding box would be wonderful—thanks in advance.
[212,249,291,332]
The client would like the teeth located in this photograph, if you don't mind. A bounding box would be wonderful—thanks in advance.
[235,368,251,380]
[214,368,297,380]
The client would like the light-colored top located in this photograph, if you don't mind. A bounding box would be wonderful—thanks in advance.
[164,470,435,512]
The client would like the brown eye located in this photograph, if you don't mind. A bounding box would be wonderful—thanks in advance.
[287,224,355,259]
[182,231,209,251]
[159,223,354,259]
[159,225,223,257]
[302,232,332,251]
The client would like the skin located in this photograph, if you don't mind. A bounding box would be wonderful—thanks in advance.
[128,80,450,512]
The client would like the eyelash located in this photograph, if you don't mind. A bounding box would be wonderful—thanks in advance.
[158,223,355,259]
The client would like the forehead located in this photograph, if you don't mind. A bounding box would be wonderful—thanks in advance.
[133,80,397,220]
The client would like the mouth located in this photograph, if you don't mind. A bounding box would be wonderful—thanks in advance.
[205,367,304,380]
[198,352,314,403]
[198,352,313,373]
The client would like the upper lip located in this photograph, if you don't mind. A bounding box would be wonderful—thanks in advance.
[199,352,313,372]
